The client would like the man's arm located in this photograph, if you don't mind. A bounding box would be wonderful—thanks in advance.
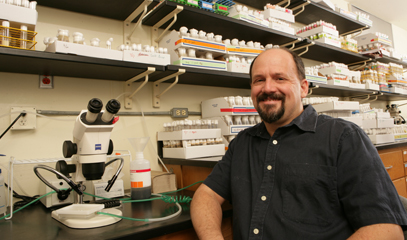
[191,183,226,240]
[347,223,404,240]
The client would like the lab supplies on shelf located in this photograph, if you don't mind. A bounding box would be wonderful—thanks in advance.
[263,4,294,23]
[0,23,37,49]
[159,29,228,71]
[157,128,225,159]
[297,21,338,38]
[0,1,38,31]
[356,32,393,57]
[228,5,269,28]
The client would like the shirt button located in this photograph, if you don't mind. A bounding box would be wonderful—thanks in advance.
[273,140,278,145]
[253,228,259,234]
[267,165,272,170]
[261,196,267,201]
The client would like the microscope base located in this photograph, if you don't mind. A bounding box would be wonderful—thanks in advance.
[52,207,122,229]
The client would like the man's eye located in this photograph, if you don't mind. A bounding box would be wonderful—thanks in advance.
[254,79,264,83]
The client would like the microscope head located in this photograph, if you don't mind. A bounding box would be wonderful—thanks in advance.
[63,98,121,181]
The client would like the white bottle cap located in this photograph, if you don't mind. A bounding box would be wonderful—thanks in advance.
[21,25,27,31]
[2,21,10,27]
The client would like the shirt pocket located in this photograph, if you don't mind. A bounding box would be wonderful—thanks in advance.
[282,163,338,227]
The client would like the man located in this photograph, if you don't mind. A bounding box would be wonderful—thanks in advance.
[190,47,407,239]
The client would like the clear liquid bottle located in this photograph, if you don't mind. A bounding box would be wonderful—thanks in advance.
[0,169,6,216]
[128,137,151,200]
[130,152,151,200]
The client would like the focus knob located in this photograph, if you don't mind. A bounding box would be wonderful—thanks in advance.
[63,140,77,158]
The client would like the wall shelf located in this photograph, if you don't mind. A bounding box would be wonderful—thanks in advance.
[142,0,299,46]
[0,47,165,81]
[36,0,159,22]
[236,0,369,35]
[295,40,370,64]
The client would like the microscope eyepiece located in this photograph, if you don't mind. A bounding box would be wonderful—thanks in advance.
[101,99,121,123]
[86,98,103,123]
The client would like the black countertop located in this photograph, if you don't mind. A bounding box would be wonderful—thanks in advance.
[0,191,231,240]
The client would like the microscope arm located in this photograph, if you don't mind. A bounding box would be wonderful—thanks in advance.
[104,157,124,192]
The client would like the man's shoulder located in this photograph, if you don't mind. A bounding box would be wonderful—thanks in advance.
[316,114,363,134]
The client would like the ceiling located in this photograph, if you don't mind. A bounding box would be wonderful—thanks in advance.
[346,0,407,31]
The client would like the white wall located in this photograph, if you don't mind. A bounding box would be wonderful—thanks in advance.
[0,0,405,198]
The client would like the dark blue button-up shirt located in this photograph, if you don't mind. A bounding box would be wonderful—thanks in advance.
[204,105,407,239]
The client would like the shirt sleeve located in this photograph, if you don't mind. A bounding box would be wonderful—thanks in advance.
[337,126,407,230]
[203,138,235,202]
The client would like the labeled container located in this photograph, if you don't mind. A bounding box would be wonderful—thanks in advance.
[0,169,6,215]
[128,137,151,200]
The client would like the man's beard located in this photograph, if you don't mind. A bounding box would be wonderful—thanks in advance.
[256,93,286,124]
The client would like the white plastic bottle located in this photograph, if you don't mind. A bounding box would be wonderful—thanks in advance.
[0,169,6,215]
[130,152,151,200]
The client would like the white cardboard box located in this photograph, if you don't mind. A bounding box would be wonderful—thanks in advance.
[314,37,341,48]
[45,41,123,61]
[269,22,295,35]
[123,50,170,65]
[328,79,350,87]
[336,8,357,20]
[172,57,227,71]
[157,129,222,141]
[365,82,380,91]
[369,134,395,144]
[357,15,373,27]
[163,144,225,159]
[313,101,359,112]
[306,75,328,84]
[395,134,407,141]
[201,97,258,118]
[312,0,335,11]
[226,46,263,57]
[340,116,363,127]
[297,25,339,38]
[227,62,250,73]
[0,3,38,30]
[349,82,366,89]
[263,8,295,23]
[354,33,392,47]
[318,66,350,76]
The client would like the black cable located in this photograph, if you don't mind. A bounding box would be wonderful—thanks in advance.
[4,182,40,210]
[0,112,27,139]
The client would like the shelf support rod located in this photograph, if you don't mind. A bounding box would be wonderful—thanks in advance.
[124,67,156,109]
[153,69,186,108]
[151,5,184,48]
[340,25,369,37]
[124,0,153,42]
[276,0,291,8]
[293,0,311,17]
[292,42,314,56]
[348,58,372,70]
[307,84,319,96]
[280,38,302,49]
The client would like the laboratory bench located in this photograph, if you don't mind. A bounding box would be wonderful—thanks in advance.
[162,141,407,196]
[0,190,233,240]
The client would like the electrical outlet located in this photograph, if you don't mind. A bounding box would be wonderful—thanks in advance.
[39,75,54,89]
[10,107,36,130]
[171,108,188,118]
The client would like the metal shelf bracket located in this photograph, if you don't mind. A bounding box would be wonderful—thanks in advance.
[308,84,319,96]
[351,92,383,102]
[280,38,302,49]
[276,0,291,8]
[153,68,186,108]
[292,0,311,17]
[124,0,154,44]
[151,5,184,48]
[348,58,372,70]
[124,67,156,109]
[340,26,369,37]
[293,42,315,56]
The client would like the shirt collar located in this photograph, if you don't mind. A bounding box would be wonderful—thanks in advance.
[248,104,317,137]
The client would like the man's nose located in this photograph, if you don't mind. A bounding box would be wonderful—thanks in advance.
[263,79,277,93]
